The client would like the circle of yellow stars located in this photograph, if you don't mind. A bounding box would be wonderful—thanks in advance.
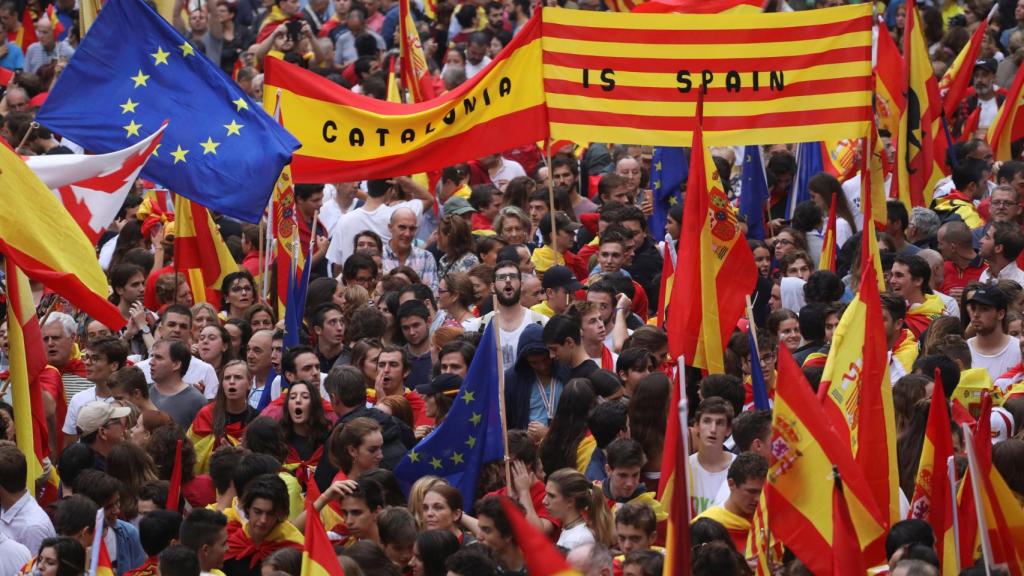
[406,389,482,470]
[120,43,250,165]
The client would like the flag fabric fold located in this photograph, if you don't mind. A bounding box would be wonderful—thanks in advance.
[300,478,347,576]
[748,328,770,410]
[38,0,300,223]
[874,18,906,137]
[0,139,125,329]
[939,17,987,120]
[167,438,183,510]
[631,0,762,13]
[499,497,580,575]
[658,366,692,575]
[399,0,436,102]
[393,322,505,512]
[173,195,239,306]
[986,58,1024,162]
[819,189,838,272]
[790,141,823,219]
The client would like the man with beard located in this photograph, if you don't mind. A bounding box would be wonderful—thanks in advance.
[966,286,1021,382]
[955,58,1007,139]
[482,261,548,367]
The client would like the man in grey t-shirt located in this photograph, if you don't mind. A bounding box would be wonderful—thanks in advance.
[148,339,207,428]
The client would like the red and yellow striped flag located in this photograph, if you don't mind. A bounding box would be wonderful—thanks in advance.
[818,190,838,272]
[173,195,239,307]
[300,479,346,576]
[896,0,946,209]
[500,497,580,576]
[986,59,1024,162]
[0,136,125,329]
[767,345,887,574]
[666,96,756,372]
[818,140,898,536]
[386,58,402,104]
[632,0,762,13]
[543,5,874,148]
[908,369,956,575]
[5,260,50,489]
[399,0,436,103]
[939,16,987,120]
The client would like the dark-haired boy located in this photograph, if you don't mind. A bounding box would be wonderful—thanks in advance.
[693,452,768,552]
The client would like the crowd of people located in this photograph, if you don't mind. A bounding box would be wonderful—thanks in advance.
[1,0,1024,573]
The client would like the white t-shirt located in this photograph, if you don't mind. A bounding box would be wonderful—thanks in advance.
[135,355,220,400]
[968,336,1022,383]
[556,522,595,551]
[63,387,115,435]
[979,96,999,131]
[481,309,549,368]
[489,158,527,192]
[465,56,492,79]
[326,200,425,270]
[0,532,31,576]
[688,452,736,516]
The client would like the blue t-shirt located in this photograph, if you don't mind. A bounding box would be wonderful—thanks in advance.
[0,43,25,71]
[528,377,563,426]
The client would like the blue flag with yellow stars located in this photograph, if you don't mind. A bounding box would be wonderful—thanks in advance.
[789,141,824,220]
[739,145,769,241]
[36,0,299,223]
[394,321,504,512]
[649,147,688,242]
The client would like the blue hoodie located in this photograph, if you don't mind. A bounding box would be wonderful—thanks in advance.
[503,323,571,430]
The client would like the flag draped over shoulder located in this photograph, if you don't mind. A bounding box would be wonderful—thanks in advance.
[766,346,887,574]
[667,98,756,373]
[818,143,899,531]
[393,322,505,512]
[399,0,435,102]
[896,0,946,209]
[5,261,50,489]
[38,0,300,223]
[739,145,769,241]
[174,195,239,306]
[986,60,1024,162]
[0,141,125,329]
[26,126,165,245]
[649,147,687,242]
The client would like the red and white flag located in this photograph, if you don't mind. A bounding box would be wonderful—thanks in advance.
[25,124,165,244]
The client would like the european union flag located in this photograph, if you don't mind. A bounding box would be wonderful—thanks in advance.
[394,321,504,512]
[748,328,770,410]
[283,248,311,349]
[649,147,688,242]
[739,145,769,241]
[790,141,824,220]
[36,0,299,223]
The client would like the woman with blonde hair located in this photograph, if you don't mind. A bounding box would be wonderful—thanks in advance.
[340,284,370,317]
[106,442,159,524]
[408,476,444,529]
[543,468,614,549]
[191,302,220,343]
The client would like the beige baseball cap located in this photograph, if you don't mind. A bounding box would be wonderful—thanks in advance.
[77,401,132,436]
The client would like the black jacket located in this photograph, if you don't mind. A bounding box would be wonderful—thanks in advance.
[314,405,416,492]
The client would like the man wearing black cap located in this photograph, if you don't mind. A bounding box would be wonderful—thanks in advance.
[966,285,1021,382]
[531,212,587,280]
[955,58,1006,139]
[531,265,583,318]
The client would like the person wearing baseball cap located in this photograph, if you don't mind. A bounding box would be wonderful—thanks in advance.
[530,265,584,318]
[77,401,131,468]
[531,212,586,280]
[966,285,1021,382]
[958,56,1007,139]
[414,373,463,439]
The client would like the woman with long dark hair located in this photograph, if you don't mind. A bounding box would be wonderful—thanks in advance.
[629,372,670,491]
[280,380,333,485]
[188,360,256,474]
[35,537,86,576]
[437,214,480,276]
[538,379,597,477]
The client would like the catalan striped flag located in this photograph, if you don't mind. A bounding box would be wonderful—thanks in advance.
[399,0,436,103]
[173,195,239,306]
[631,0,762,13]
[0,133,124,329]
[5,260,50,490]
[818,143,899,536]
[819,190,838,272]
[605,0,645,12]
[666,96,757,373]
[658,367,691,575]
[908,369,956,575]
[500,497,580,576]
[767,345,887,574]
[896,0,947,209]
[542,5,874,148]
[874,18,905,136]
[986,58,1024,162]
[939,16,987,120]
[300,478,347,576]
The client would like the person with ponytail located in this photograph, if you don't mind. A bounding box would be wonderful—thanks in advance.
[543,468,614,551]
[188,361,257,475]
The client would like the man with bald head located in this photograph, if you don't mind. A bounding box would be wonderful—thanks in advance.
[937,220,985,300]
[24,17,74,74]
[383,207,439,292]
[246,329,275,409]
[917,249,960,317]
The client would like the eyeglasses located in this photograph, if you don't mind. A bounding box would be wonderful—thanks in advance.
[230,284,254,293]
[775,238,793,246]
[495,273,520,282]
[991,200,1018,207]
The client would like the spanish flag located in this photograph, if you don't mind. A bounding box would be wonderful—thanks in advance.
[896,0,947,209]
[399,0,435,103]
[654,242,674,328]
[173,195,239,307]
[818,190,838,272]
[939,15,987,120]
[874,18,905,136]
[986,56,1024,162]
[500,497,580,576]
[300,479,346,576]
[386,58,401,104]
[0,137,125,330]
[658,368,691,575]
[188,404,246,476]
[822,139,857,182]
[818,140,899,534]
[12,7,38,51]
[267,96,306,325]
[89,511,116,576]
[666,96,756,373]
[908,369,956,575]
[865,118,892,234]
[5,260,50,490]
[767,345,887,573]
